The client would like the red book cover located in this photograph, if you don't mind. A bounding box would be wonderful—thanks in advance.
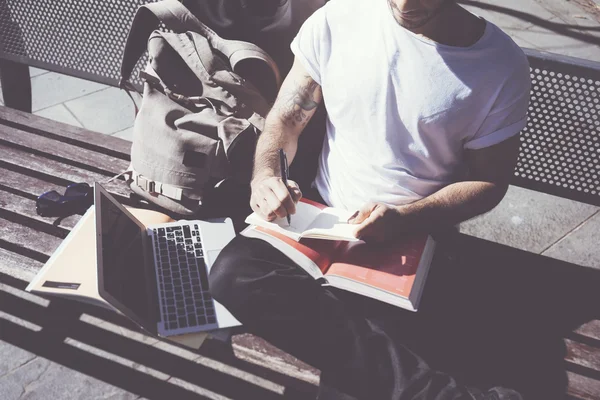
[252,200,435,309]
[325,238,428,298]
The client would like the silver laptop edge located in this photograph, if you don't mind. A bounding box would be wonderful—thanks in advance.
[94,183,240,337]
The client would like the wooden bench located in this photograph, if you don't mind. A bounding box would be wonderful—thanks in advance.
[0,107,322,398]
[1,34,599,400]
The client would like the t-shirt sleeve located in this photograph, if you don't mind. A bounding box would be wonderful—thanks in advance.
[290,6,331,85]
[464,60,532,150]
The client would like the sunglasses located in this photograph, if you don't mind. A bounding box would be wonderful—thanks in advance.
[36,183,93,217]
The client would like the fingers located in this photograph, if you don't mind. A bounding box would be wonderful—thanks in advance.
[264,187,290,219]
[350,203,399,243]
[250,177,302,221]
[250,192,276,221]
[348,202,377,224]
[353,208,384,241]
[271,181,297,216]
[287,180,303,202]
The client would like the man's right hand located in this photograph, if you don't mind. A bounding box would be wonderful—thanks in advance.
[250,176,302,221]
[249,57,320,221]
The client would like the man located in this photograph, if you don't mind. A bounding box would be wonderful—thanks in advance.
[210,0,530,399]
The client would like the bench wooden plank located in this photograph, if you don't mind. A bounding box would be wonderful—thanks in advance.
[0,106,131,157]
[566,339,600,372]
[0,145,131,198]
[1,124,130,175]
[198,337,319,395]
[0,320,198,400]
[0,218,62,258]
[0,166,131,202]
[0,189,79,230]
[567,371,600,400]
[0,248,44,281]
[0,292,285,400]
[232,333,319,385]
[0,166,68,198]
[1,105,599,398]
[576,321,600,342]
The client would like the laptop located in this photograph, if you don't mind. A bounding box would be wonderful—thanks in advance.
[93,182,240,337]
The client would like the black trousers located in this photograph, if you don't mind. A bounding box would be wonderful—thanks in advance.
[208,189,473,399]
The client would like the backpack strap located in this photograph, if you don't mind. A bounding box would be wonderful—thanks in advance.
[120,0,281,88]
[247,112,266,131]
[130,168,184,201]
[156,31,219,82]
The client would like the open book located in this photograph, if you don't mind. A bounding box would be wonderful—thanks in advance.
[244,205,436,312]
[245,198,359,241]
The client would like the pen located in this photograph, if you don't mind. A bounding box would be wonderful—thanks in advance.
[278,148,292,225]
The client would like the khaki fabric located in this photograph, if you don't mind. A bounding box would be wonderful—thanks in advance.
[120,0,280,215]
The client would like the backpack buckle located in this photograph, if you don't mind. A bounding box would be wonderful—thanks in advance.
[136,175,156,194]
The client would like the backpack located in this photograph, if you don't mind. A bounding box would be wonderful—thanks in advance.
[184,0,327,75]
[119,0,281,216]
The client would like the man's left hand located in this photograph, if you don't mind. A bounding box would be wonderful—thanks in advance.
[348,202,403,242]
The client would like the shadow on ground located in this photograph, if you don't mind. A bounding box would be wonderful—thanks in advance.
[0,272,318,400]
[344,232,600,400]
[2,231,599,400]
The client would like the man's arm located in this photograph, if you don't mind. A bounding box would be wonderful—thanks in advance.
[351,135,521,241]
[250,58,323,221]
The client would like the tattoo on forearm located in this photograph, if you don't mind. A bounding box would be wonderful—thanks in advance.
[276,77,320,127]
[252,76,319,179]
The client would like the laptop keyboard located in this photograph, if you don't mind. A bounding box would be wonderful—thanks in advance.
[152,224,217,331]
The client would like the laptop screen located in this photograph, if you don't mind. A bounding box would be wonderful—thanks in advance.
[98,190,152,324]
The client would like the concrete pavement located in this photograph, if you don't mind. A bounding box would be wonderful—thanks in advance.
[457,0,600,267]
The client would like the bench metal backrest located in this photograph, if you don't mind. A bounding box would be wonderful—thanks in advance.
[519,49,600,206]
[0,0,152,88]
[1,1,599,205]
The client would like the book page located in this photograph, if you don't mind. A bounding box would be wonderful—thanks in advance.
[245,201,323,240]
[324,275,416,311]
[326,263,416,298]
[303,207,358,241]
[242,227,326,279]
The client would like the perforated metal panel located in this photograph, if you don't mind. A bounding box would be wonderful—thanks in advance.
[515,49,600,206]
[0,0,154,88]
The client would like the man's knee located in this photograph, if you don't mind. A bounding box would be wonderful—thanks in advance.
[208,236,259,313]
[209,235,305,319]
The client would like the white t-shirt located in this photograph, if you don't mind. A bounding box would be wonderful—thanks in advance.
[290,0,531,211]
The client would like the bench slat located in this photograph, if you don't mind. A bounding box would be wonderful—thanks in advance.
[1,101,599,398]
[198,337,319,394]
[566,339,600,373]
[0,292,285,400]
[576,321,600,342]
[0,124,129,176]
[0,106,131,157]
[568,371,600,400]
[232,333,319,384]
[0,189,79,230]
[0,248,44,281]
[0,167,130,214]
[0,218,62,258]
[0,145,131,198]
[0,166,72,198]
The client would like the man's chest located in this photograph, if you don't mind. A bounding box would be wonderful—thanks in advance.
[320,43,492,147]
